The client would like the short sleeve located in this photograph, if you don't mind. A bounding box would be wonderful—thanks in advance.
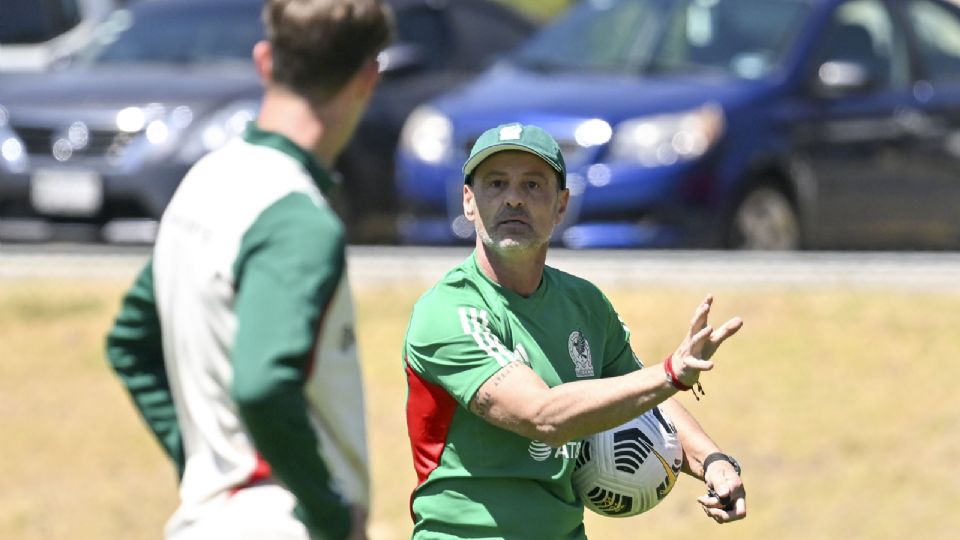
[405,302,517,408]
[600,293,643,378]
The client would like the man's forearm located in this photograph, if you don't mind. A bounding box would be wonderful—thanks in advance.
[659,397,720,478]
[539,365,680,444]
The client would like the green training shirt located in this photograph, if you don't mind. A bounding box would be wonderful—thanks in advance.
[403,252,643,539]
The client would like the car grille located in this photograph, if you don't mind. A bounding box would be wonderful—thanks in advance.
[13,125,139,158]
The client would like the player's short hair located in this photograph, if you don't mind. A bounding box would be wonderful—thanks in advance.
[264,0,394,103]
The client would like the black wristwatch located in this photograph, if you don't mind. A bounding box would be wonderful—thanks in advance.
[703,452,742,476]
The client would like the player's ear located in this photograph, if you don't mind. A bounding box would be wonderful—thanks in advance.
[555,188,569,225]
[463,184,477,222]
[252,41,273,84]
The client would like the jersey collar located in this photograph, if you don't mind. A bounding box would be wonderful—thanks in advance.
[242,124,334,195]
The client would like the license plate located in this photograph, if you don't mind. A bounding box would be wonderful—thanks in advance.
[30,169,103,217]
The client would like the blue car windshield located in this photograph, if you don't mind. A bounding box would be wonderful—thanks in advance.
[513,0,810,79]
[77,4,263,66]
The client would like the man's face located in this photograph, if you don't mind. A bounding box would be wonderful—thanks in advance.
[464,150,569,251]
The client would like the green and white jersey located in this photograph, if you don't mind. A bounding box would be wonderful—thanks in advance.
[403,252,642,540]
[107,126,366,540]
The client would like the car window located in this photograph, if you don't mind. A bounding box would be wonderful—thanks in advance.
[0,0,81,44]
[79,4,263,66]
[813,0,909,90]
[515,0,660,73]
[905,0,960,84]
[448,3,533,70]
[513,0,808,77]
[394,5,452,69]
[651,0,808,78]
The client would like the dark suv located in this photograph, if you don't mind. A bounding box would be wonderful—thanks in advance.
[396,0,960,249]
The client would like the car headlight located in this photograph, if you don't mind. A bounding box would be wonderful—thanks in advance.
[400,105,452,164]
[608,103,724,167]
[0,105,27,172]
[177,99,260,163]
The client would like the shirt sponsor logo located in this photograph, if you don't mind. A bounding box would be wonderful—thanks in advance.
[568,330,594,378]
[528,440,553,461]
[528,440,583,461]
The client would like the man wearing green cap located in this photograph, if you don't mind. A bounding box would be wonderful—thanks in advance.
[402,123,748,538]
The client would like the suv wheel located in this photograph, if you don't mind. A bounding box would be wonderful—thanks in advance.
[727,186,800,250]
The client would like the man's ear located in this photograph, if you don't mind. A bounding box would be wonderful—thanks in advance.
[555,188,570,225]
[463,184,476,222]
[252,41,273,84]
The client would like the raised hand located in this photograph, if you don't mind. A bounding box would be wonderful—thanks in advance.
[670,294,743,387]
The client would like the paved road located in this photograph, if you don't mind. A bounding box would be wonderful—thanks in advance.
[1,244,958,290]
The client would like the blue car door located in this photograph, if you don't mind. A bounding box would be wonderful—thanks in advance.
[894,0,960,248]
[793,0,924,248]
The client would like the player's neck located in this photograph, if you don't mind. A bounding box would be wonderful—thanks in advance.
[475,242,547,297]
[256,88,335,165]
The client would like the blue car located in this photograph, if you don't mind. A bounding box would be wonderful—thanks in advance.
[395,0,960,249]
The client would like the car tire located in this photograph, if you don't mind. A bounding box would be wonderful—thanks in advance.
[726,185,800,250]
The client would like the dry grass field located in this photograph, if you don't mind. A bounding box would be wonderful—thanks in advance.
[1,274,958,539]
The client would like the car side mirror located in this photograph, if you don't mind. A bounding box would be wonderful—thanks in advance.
[378,43,425,75]
[812,60,873,98]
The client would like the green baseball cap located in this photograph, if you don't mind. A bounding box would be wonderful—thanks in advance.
[462,123,567,189]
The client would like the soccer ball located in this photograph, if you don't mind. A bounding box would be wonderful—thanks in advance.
[573,406,683,517]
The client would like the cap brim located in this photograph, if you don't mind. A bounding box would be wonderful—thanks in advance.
[462,143,564,178]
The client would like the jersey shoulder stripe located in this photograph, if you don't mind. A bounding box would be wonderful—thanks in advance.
[458,307,514,367]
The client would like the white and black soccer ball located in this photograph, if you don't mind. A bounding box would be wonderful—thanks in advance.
[573,406,683,517]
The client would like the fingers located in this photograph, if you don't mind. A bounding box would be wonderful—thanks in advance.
[680,294,742,365]
[699,464,747,524]
[678,325,715,373]
[711,316,743,342]
[688,294,713,334]
[672,324,715,385]
[691,324,714,347]
[700,317,742,358]
[697,492,747,524]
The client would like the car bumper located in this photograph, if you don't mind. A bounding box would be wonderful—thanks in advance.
[0,160,188,243]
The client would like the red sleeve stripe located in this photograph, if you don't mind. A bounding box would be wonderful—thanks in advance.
[229,452,273,496]
[405,358,457,519]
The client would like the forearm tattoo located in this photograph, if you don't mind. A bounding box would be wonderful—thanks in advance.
[471,360,524,418]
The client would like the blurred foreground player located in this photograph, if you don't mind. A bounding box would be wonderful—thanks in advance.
[106,1,393,538]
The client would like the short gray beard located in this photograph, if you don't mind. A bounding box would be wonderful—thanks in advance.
[477,226,538,252]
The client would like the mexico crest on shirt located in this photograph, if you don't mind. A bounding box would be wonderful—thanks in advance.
[567,330,594,378]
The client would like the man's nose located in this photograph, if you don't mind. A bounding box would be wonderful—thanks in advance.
[504,182,525,207]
